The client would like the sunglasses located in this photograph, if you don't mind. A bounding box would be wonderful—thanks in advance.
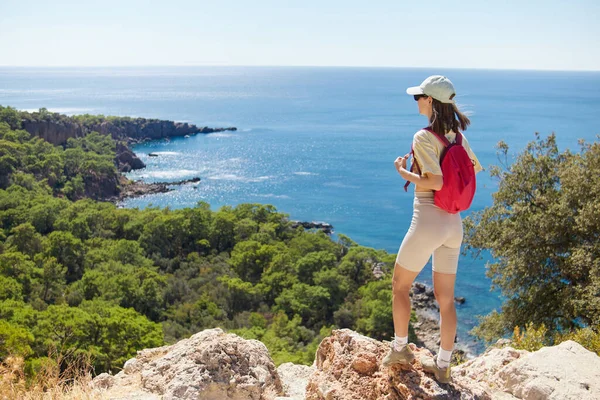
[413,94,429,101]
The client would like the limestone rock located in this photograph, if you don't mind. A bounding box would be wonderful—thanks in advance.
[276,362,314,400]
[453,343,529,398]
[89,328,600,400]
[305,328,482,400]
[497,340,600,399]
[92,328,283,400]
[91,373,115,390]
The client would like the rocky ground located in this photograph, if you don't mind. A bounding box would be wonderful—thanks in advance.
[90,328,600,400]
[115,177,202,202]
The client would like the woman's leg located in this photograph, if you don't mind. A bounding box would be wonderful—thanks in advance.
[392,263,420,338]
[432,271,457,351]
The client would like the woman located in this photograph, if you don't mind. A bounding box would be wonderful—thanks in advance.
[382,75,482,384]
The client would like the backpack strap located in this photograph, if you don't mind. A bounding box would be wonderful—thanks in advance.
[403,127,459,191]
[425,127,453,147]
[403,144,416,192]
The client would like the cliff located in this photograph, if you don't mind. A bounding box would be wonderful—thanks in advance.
[90,328,600,400]
[19,113,237,146]
[17,110,236,174]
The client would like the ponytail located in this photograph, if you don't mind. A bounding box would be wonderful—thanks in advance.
[429,100,470,136]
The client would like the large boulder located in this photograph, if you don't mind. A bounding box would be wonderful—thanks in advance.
[305,329,482,399]
[92,328,284,400]
[497,340,599,399]
[454,340,600,399]
[115,141,146,172]
[453,343,529,398]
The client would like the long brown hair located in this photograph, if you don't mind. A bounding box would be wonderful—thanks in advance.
[428,99,470,136]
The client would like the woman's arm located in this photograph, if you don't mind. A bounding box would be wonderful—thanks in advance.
[394,155,443,191]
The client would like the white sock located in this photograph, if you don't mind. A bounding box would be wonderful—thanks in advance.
[393,335,408,351]
[437,347,453,369]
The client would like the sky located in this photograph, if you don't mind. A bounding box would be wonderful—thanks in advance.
[0,0,599,71]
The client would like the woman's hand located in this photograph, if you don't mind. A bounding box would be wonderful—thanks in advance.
[394,154,410,175]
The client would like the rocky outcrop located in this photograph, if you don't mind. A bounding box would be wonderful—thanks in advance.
[88,120,236,144]
[452,343,529,398]
[22,116,236,147]
[454,340,600,399]
[82,170,121,201]
[116,142,146,172]
[495,340,599,399]
[291,221,334,234]
[116,177,201,202]
[305,329,477,400]
[91,329,600,400]
[92,328,283,400]
[22,119,85,144]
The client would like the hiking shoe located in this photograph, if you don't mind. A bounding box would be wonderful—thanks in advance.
[382,344,415,367]
[420,355,452,384]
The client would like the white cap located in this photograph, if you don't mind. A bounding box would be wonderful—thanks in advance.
[406,75,456,104]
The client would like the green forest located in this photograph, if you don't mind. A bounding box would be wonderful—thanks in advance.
[0,108,398,376]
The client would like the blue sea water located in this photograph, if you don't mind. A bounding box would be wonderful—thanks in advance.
[1,66,599,354]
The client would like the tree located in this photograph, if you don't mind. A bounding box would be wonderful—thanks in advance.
[4,223,44,257]
[354,279,394,340]
[0,276,23,301]
[209,208,236,253]
[275,283,330,328]
[229,240,278,283]
[32,304,96,359]
[45,231,85,283]
[313,268,350,313]
[464,134,600,341]
[218,276,263,316]
[79,300,163,372]
[259,252,298,304]
[34,256,67,305]
[295,251,336,285]
[0,320,33,358]
[139,211,191,261]
[68,261,166,321]
[337,246,381,290]
[0,252,40,301]
[0,106,22,130]
[287,231,340,260]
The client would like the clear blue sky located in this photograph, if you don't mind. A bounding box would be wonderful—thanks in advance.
[1,0,599,70]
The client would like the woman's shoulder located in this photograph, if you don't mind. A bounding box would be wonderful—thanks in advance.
[413,128,434,142]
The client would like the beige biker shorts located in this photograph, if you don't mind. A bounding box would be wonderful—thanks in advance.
[395,192,463,274]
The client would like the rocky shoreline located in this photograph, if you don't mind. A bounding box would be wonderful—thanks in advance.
[291,221,334,234]
[116,177,202,202]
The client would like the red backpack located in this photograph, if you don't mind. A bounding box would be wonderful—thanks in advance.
[404,128,476,214]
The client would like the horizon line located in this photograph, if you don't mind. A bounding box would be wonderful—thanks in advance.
[1,64,599,73]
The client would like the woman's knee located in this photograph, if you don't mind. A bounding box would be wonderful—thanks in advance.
[434,290,455,311]
[392,263,417,294]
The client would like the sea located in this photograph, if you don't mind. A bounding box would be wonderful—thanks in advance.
[1,66,599,354]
